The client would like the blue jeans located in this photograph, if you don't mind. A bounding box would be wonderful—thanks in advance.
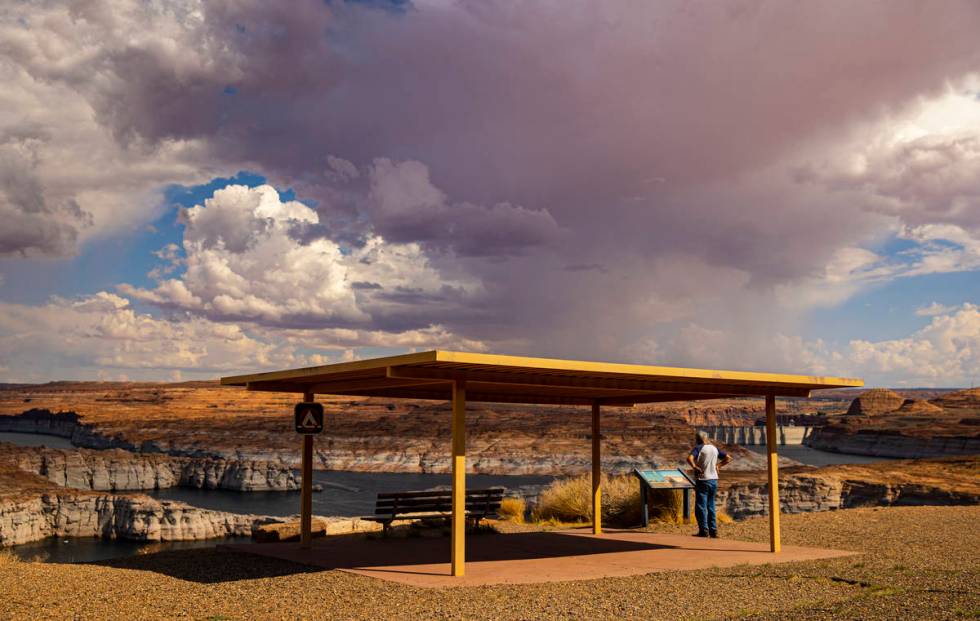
[694,479,718,533]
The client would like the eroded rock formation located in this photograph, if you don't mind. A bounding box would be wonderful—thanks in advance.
[845,388,905,416]
[717,457,980,519]
[0,492,266,547]
[3,444,300,492]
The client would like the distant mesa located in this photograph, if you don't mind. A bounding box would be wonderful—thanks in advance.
[929,388,980,411]
[895,399,943,415]
[845,388,905,416]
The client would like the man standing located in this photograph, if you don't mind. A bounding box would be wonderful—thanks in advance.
[686,431,732,538]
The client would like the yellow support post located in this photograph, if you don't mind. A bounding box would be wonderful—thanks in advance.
[765,394,781,553]
[592,401,601,535]
[300,390,315,549]
[451,380,467,576]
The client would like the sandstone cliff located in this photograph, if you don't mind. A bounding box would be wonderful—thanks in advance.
[716,457,980,520]
[2,443,300,492]
[2,406,767,476]
[0,492,264,547]
[805,388,980,458]
[845,388,905,416]
[805,429,980,458]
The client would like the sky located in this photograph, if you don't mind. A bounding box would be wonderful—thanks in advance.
[1,0,979,387]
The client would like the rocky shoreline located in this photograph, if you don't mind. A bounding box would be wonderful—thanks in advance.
[0,492,265,547]
[717,457,980,520]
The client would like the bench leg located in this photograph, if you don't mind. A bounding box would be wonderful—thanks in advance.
[382,521,390,537]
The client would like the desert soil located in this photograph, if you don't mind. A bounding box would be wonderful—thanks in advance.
[0,505,977,620]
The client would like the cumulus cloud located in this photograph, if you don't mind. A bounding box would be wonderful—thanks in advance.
[841,304,980,386]
[121,184,482,330]
[0,288,489,381]
[0,292,305,381]
[0,4,216,256]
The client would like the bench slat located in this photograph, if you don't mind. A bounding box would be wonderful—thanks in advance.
[376,487,504,500]
[375,497,503,509]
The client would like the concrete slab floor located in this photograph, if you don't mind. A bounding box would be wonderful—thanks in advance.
[224,528,858,589]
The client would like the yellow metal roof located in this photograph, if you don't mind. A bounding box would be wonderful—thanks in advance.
[220,350,863,406]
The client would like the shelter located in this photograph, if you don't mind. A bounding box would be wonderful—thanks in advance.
[221,350,862,577]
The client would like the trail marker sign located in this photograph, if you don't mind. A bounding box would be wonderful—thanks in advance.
[294,402,324,434]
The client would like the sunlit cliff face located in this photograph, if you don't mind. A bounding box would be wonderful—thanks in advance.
[0,1,979,385]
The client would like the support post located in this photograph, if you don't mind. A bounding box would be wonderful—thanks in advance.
[300,390,314,549]
[592,401,601,535]
[451,380,466,576]
[765,394,781,553]
[299,392,314,549]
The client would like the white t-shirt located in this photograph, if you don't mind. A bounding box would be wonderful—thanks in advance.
[690,443,727,481]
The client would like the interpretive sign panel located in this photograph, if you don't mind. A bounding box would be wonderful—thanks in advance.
[633,468,695,526]
[294,402,324,434]
[633,468,695,489]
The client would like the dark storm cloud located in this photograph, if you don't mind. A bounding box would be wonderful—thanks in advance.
[5,0,980,367]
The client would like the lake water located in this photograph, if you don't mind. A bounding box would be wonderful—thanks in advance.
[150,471,556,518]
[8,535,249,564]
[744,444,896,466]
[0,431,74,449]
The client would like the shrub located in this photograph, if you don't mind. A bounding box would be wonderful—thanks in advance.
[532,474,642,527]
[498,496,526,523]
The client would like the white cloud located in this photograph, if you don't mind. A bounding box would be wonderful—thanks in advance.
[0,3,218,255]
[122,184,481,329]
[0,292,304,381]
[0,288,490,382]
[915,302,958,317]
[842,304,980,386]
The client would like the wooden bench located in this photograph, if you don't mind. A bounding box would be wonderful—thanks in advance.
[362,487,505,534]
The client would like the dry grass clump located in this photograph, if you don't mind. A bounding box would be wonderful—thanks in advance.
[497,497,526,523]
[531,475,735,527]
[645,488,732,524]
[0,548,20,565]
[532,474,642,527]
[646,488,685,524]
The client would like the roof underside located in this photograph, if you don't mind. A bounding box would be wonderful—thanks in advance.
[220,351,863,406]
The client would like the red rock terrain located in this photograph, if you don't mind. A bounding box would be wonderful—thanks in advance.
[806,388,980,457]
[0,382,789,474]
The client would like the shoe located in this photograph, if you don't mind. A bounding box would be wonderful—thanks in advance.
[709,531,718,538]
[694,531,709,537]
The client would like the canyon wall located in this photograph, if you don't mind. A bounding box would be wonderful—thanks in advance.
[805,428,980,458]
[717,462,980,520]
[0,493,265,547]
[3,444,300,492]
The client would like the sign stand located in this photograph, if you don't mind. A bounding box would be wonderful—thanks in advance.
[632,468,696,527]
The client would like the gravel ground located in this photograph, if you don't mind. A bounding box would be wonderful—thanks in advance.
[0,505,977,620]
